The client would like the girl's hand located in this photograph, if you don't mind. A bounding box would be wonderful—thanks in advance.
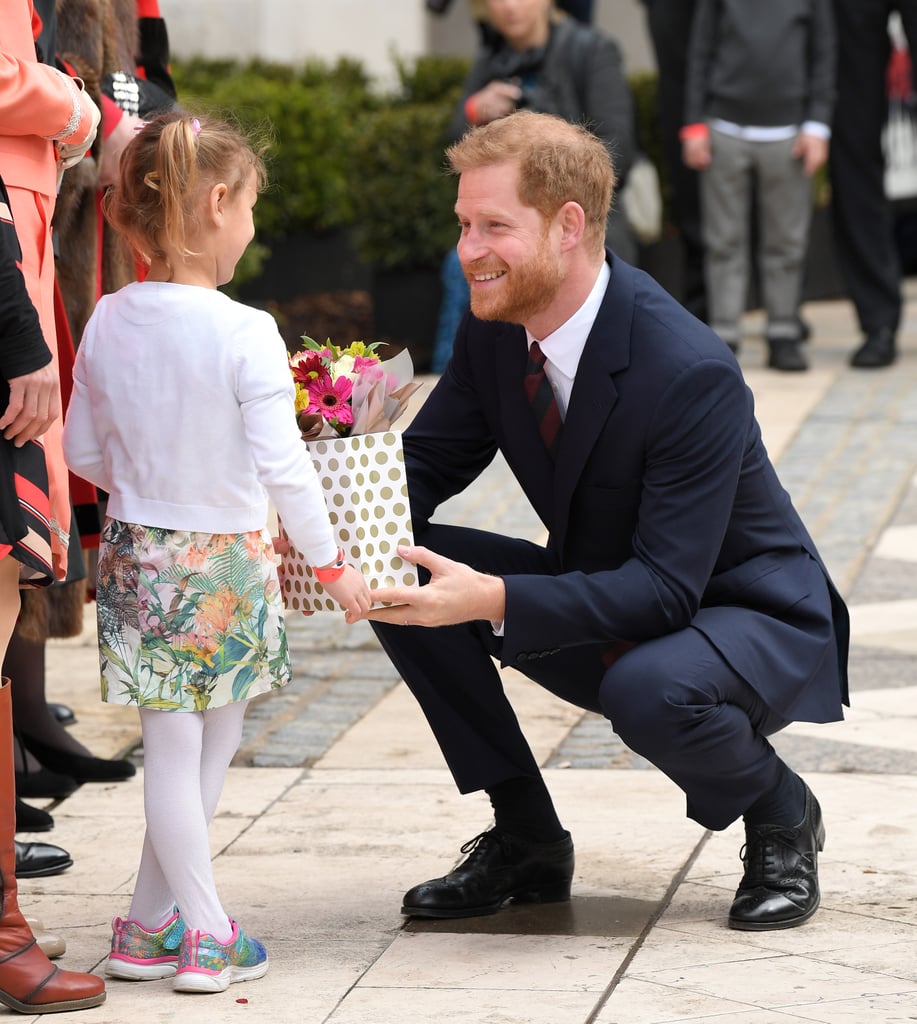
[323,564,373,623]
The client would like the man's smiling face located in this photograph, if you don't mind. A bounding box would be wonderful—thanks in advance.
[455,160,566,327]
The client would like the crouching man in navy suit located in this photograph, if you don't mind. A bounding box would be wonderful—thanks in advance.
[358,110,849,931]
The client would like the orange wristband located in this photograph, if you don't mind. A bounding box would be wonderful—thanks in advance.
[313,547,346,583]
[464,94,480,125]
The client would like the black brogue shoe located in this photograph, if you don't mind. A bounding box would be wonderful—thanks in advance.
[402,828,574,919]
[729,783,825,931]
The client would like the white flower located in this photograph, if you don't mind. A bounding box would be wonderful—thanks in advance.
[330,353,357,381]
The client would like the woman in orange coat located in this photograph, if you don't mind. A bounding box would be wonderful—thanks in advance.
[0,0,99,581]
[0,2,106,1014]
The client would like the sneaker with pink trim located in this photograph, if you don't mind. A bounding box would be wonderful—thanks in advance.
[172,919,268,994]
[106,909,185,980]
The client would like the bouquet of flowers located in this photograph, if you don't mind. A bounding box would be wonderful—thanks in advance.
[279,335,422,613]
[289,336,421,440]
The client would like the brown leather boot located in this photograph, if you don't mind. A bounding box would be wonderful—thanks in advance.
[0,679,105,1013]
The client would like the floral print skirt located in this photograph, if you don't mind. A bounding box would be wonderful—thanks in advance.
[96,518,291,711]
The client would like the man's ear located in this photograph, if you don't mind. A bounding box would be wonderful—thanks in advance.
[556,201,586,251]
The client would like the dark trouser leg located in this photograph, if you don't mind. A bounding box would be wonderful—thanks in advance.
[830,0,902,334]
[645,0,706,320]
[598,627,792,832]
[375,525,581,918]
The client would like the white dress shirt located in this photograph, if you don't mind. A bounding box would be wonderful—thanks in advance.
[493,259,611,635]
[525,260,611,417]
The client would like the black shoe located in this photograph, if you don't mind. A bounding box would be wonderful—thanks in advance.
[850,327,897,368]
[729,783,825,931]
[18,732,136,783]
[14,840,73,878]
[402,828,574,919]
[767,339,808,372]
[15,766,80,799]
[15,798,54,833]
[48,703,77,726]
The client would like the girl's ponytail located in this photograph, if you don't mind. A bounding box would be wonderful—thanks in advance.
[103,112,266,276]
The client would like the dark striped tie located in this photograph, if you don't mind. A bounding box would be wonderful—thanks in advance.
[524,341,562,458]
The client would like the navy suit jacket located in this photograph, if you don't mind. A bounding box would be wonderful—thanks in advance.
[404,253,849,724]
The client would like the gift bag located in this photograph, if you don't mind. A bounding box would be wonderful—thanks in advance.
[280,430,418,612]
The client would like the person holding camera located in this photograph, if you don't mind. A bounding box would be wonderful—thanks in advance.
[447,0,635,258]
[431,0,637,372]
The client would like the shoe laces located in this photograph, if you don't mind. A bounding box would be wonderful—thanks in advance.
[459,829,512,863]
[740,824,805,884]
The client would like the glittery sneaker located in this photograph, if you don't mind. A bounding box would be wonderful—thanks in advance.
[172,920,268,994]
[106,909,185,980]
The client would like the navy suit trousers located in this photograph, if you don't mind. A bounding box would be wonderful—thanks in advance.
[372,523,792,832]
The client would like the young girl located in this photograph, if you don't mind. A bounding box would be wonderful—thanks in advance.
[62,111,372,995]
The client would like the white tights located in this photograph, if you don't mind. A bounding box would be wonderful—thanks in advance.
[127,702,248,942]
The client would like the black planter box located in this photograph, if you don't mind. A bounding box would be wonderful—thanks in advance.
[370,268,443,374]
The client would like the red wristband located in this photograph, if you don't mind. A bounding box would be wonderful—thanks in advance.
[678,123,710,142]
[464,94,480,125]
[313,547,346,583]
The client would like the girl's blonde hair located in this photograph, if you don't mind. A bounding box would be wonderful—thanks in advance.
[103,112,267,272]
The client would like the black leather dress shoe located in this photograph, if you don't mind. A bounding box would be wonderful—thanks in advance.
[15,766,80,799]
[729,783,825,931]
[14,798,53,833]
[14,840,73,878]
[402,828,574,919]
[850,326,897,368]
[19,732,136,783]
[767,339,808,372]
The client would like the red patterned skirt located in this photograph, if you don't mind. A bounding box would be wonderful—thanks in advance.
[0,418,54,587]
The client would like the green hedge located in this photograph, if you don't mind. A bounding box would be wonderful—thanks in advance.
[172,54,684,281]
[172,57,379,236]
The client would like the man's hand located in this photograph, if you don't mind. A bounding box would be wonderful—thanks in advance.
[682,134,711,171]
[356,545,506,628]
[793,132,829,177]
[0,364,60,446]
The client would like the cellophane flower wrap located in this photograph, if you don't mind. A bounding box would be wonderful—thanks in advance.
[279,337,423,612]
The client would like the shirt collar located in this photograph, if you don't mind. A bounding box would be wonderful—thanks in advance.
[526,260,610,378]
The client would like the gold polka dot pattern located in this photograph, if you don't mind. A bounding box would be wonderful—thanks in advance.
[280,431,417,612]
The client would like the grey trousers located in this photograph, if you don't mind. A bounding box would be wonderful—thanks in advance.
[701,127,813,346]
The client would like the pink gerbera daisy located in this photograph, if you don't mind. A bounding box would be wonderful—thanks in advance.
[307,372,354,424]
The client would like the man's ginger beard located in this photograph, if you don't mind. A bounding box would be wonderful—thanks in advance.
[463,225,567,324]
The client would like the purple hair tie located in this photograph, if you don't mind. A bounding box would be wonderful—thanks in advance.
[190,117,201,136]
